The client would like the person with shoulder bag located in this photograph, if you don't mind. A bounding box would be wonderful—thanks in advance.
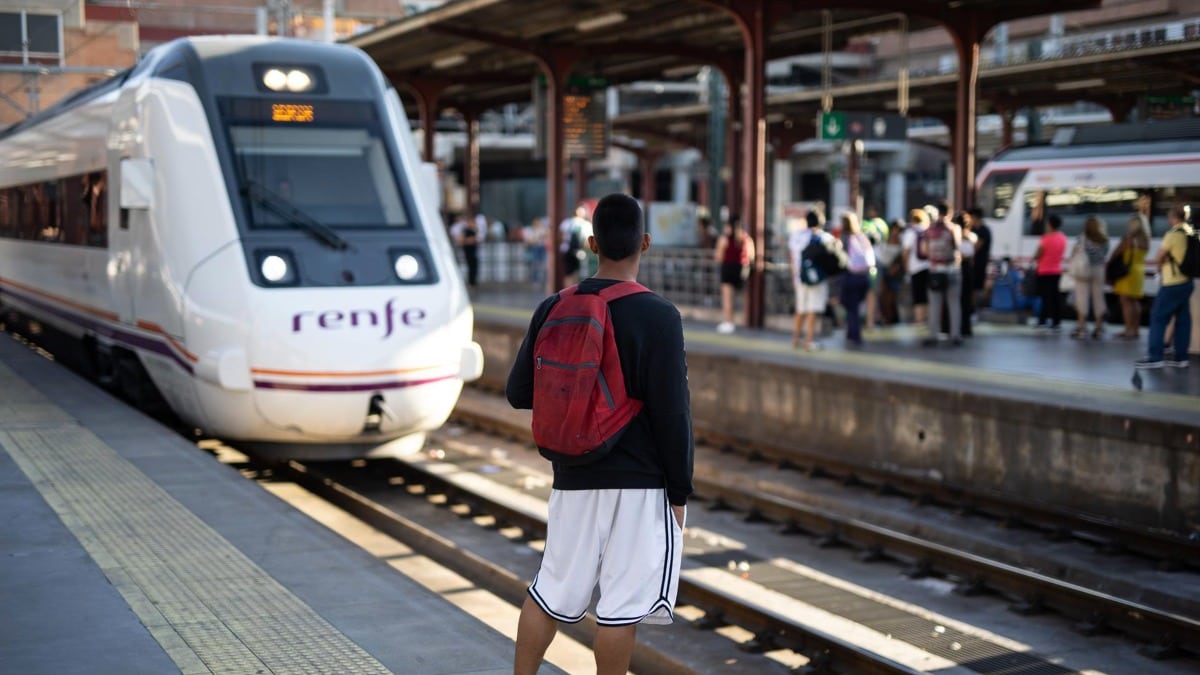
[921,200,963,347]
[1112,215,1150,339]
[1137,205,1195,368]
[1069,215,1110,339]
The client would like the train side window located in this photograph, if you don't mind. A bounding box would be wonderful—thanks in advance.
[0,188,12,238]
[85,171,108,247]
[17,185,37,240]
[978,170,1024,220]
[1026,186,1146,238]
[60,175,88,245]
[39,180,62,242]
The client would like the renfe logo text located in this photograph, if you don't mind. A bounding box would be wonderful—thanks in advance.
[292,298,426,338]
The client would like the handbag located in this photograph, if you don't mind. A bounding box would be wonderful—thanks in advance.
[1105,249,1130,285]
[1067,241,1091,279]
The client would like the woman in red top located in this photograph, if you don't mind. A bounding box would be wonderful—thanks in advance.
[713,216,755,333]
[1033,214,1068,330]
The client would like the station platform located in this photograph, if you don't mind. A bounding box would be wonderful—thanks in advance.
[472,285,1200,412]
[0,336,521,675]
[470,285,1199,536]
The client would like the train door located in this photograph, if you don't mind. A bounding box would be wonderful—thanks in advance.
[110,157,154,326]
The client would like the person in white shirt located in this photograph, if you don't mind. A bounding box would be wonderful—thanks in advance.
[788,210,834,351]
[901,207,932,325]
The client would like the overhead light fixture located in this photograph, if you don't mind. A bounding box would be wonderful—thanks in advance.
[433,53,467,69]
[576,11,627,32]
[1054,78,1105,91]
[662,65,700,79]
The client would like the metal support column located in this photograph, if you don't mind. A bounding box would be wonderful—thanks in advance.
[405,77,446,163]
[640,152,659,208]
[465,109,481,220]
[572,157,588,206]
[537,50,579,294]
[739,3,768,328]
[949,16,981,209]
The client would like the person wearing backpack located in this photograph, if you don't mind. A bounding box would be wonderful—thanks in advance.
[920,200,963,347]
[506,193,693,675]
[1137,205,1195,369]
[788,209,837,350]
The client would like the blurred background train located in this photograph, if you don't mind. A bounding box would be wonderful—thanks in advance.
[0,36,483,457]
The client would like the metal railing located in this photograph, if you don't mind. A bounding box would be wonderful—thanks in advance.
[468,241,800,316]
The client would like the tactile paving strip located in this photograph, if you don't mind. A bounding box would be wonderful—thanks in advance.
[0,363,390,675]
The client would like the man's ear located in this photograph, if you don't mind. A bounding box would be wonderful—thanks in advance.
[641,233,651,252]
[588,235,599,254]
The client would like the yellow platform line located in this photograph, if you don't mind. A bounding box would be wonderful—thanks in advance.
[0,362,390,675]
[475,302,1198,414]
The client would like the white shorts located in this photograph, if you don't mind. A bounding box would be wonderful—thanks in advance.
[794,282,829,314]
[528,489,684,626]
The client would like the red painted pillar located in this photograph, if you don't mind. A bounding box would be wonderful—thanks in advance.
[949,17,981,210]
[639,152,659,207]
[406,77,446,163]
[740,3,767,328]
[465,109,481,220]
[572,157,588,206]
[725,72,742,218]
[538,50,577,294]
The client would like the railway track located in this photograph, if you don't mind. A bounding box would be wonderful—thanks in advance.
[449,387,1200,665]
[273,453,924,674]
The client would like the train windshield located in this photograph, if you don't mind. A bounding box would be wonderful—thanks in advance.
[219,98,412,230]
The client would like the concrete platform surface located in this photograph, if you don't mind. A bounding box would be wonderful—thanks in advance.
[0,335,522,675]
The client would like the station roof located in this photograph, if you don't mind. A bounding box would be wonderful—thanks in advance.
[337,0,1200,155]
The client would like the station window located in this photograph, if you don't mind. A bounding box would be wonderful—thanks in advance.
[0,11,61,64]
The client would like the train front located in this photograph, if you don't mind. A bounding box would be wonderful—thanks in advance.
[175,38,481,452]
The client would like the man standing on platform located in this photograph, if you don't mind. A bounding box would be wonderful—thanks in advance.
[1137,205,1194,369]
[507,193,694,675]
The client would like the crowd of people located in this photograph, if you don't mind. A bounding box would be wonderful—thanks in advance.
[448,198,1198,369]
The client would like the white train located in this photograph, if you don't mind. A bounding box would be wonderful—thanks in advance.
[0,36,482,456]
[975,119,1200,297]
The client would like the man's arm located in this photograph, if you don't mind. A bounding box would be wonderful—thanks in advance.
[643,311,694,507]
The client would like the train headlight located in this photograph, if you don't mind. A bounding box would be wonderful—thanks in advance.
[263,68,288,91]
[285,69,313,92]
[256,64,324,94]
[255,250,298,285]
[394,254,421,281]
[389,248,434,284]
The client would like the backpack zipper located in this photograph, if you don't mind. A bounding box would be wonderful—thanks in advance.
[536,357,598,370]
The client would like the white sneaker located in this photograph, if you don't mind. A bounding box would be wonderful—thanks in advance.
[716,322,735,334]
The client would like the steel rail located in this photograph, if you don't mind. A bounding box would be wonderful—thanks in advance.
[276,457,918,675]
[469,375,1198,570]
[450,397,1200,662]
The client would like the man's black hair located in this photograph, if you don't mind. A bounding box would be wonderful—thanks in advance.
[935,199,952,217]
[592,192,644,261]
[967,206,984,219]
[1047,214,1062,230]
[805,209,824,229]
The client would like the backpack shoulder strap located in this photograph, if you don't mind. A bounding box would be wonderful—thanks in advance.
[595,281,651,303]
[557,284,580,299]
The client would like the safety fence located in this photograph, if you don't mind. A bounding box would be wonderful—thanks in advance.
[471,242,800,316]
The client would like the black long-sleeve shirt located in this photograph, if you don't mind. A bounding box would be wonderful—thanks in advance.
[506,278,694,506]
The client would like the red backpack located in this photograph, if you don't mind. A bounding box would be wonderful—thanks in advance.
[531,281,649,464]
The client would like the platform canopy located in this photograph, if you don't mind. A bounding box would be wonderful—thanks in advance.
[349,0,1104,120]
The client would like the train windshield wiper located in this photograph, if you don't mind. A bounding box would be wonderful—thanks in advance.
[241,179,350,251]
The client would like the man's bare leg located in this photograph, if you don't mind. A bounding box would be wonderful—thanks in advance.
[514,596,558,675]
[594,624,636,675]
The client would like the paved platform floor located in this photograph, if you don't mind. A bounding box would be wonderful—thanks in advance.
[473,285,1199,422]
[0,335,523,675]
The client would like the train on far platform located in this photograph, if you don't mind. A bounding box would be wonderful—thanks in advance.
[975,118,1200,297]
[0,36,482,457]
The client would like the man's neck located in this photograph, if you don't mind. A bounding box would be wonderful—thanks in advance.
[592,259,641,282]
